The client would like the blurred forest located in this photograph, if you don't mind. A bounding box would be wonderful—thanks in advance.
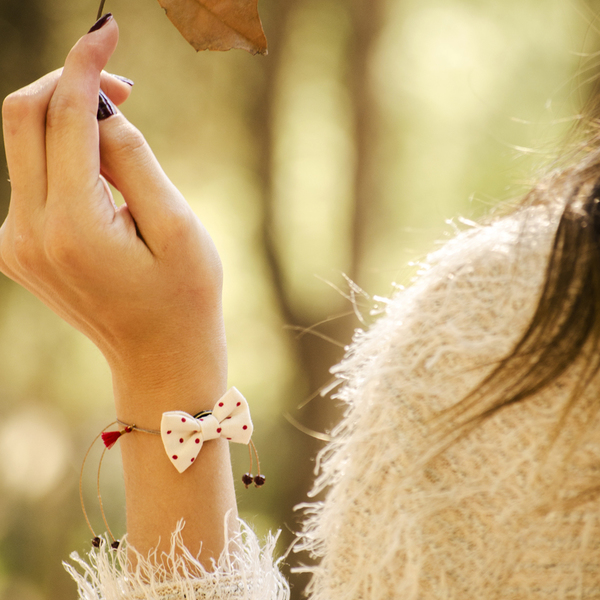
[0,0,599,598]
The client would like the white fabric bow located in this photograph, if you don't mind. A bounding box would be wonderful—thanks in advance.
[160,387,253,473]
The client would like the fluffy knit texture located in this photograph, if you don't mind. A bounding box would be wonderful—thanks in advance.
[65,520,289,600]
[67,201,600,599]
[296,201,600,599]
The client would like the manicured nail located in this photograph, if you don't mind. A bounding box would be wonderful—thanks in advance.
[88,13,113,34]
[108,73,134,87]
[97,89,117,121]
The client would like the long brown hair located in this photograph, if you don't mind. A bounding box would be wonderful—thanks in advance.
[435,128,600,458]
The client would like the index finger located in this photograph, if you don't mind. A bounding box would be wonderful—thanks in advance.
[45,16,119,206]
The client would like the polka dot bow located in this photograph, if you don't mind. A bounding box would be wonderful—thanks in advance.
[160,387,253,473]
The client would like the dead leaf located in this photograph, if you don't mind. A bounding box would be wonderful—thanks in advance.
[157,0,268,55]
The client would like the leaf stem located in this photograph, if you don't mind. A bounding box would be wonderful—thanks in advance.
[96,0,107,21]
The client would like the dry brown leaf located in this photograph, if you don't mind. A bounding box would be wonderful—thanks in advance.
[157,0,268,55]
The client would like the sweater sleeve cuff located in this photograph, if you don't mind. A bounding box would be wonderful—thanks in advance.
[64,518,290,600]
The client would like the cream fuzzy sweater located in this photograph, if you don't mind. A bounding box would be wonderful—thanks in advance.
[67,202,600,599]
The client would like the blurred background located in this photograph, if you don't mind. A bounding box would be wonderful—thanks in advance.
[0,0,598,597]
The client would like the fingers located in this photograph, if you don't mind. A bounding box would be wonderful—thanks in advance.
[2,69,62,214]
[2,68,130,217]
[100,71,133,106]
[45,16,119,204]
[99,114,193,254]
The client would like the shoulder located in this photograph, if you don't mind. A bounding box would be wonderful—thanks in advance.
[334,202,560,415]
[295,202,568,600]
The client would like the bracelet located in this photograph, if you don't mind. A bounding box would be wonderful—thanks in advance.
[80,387,264,549]
[104,387,254,473]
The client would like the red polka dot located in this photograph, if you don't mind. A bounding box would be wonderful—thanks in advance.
[243,425,248,430]
[179,438,184,443]
[218,402,224,407]
[172,455,178,460]
[217,428,222,433]
[227,437,232,441]
[236,402,241,406]
[195,438,200,444]
[167,430,172,435]
[191,457,194,462]
[181,418,186,422]
[226,416,231,420]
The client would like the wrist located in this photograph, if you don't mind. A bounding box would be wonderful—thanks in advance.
[109,335,228,429]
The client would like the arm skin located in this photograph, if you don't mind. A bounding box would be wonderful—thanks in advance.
[0,17,237,565]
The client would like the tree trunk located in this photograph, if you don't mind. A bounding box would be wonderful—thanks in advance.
[249,0,384,595]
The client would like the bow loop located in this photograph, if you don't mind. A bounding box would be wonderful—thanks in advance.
[160,388,253,473]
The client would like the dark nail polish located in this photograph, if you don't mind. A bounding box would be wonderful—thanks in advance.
[88,13,113,34]
[97,89,117,121]
[108,73,134,87]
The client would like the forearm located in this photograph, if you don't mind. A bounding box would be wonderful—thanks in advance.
[111,314,237,564]
[119,431,237,564]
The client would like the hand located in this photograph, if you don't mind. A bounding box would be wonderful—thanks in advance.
[0,17,236,560]
[0,17,227,424]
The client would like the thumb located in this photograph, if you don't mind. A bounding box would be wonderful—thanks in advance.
[99,114,192,253]
[45,15,119,201]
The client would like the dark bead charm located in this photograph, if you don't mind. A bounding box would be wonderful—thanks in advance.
[91,537,102,548]
[111,540,120,550]
[242,473,254,488]
[254,474,266,487]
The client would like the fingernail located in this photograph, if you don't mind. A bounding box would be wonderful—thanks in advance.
[97,89,117,121]
[108,73,134,87]
[88,13,113,34]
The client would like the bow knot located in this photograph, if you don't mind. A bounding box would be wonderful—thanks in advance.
[160,387,253,473]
